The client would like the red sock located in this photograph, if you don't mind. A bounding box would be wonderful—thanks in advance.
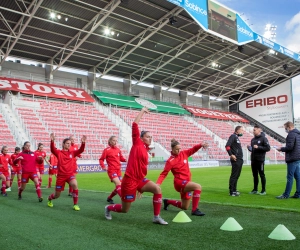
[48,193,55,200]
[1,181,6,194]
[35,184,42,198]
[153,193,162,216]
[48,177,52,187]
[116,185,121,197]
[69,186,73,194]
[17,179,21,189]
[73,189,78,205]
[107,204,122,212]
[18,188,23,196]
[108,189,117,200]
[192,190,201,212]
[167,199,182,209]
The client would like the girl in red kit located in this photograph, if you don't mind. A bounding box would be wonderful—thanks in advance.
[14,142,43,201]
[35,143,50,186]
[156,139,208,216]
[105,107,168,225]
[47,133,86,211]
[10,147,21,190]
[47,153,58,188]
[99,136,126,204]
[0,146,12,197]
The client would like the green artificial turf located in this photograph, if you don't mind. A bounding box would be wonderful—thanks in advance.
[1,164,300,250]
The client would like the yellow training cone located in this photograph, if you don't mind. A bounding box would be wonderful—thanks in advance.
[268,224,296,240]
[172,211,192,223]
[220,217,243,231]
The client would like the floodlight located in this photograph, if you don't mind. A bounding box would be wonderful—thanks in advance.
[50,12,56,19]
[169,16,178,25]
[104,28,110,35]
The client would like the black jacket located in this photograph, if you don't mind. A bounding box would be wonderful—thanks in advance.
[226,133,243,160]
[248,132,270,162]
[281,129,300,163]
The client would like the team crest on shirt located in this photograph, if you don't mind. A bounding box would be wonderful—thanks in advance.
[31,154,34,156]
[184,159,187,164]
[70,155,72,158]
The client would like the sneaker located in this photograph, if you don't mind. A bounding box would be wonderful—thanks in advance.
[258,191,267,195]
[47,200,53,207]
[249,190,258,194]
[68,193,73,197]
[38,197,43,202]
[73,205,80,211]
[2,193,7,197]
[153,216,168,225]
[163,199,169,210]
[107,198,114,204]
[229,192,240,197]
[6,187,11,192]
[105,205,112,220]
[290,195,300,198]
[191,208,205,216]
[18,194,22,200]
[276,195,288,199]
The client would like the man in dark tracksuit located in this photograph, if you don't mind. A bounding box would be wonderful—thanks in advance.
[276,121,300,199]
[225,126,244,196]
[247,125,270,195]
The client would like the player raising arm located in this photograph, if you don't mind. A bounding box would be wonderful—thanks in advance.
[105,107,168,225]
[47,133,86,211]
[157,139,208,216]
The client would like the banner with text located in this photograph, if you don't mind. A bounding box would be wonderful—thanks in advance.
[183,105,249,122]
[239,80,294,137]
[0,77,94,102]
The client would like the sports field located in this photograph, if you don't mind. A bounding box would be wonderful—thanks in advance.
[1,164,300,250]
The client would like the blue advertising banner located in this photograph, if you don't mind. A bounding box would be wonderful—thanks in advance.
[253,33,300,62]
[236,14,254,44]
[167,0,208,30]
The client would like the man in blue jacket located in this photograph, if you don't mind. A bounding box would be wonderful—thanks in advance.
[276,121,300,199]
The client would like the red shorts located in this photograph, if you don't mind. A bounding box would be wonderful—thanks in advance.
[0,171,10,180]
[121,175,150,202]
[12,167,22,175]
[49,166,57,175]
[55,175,76,191]
[174,179,192,200]
[36,166,44,175]
[21,172,38,183]
[107,169,122,182]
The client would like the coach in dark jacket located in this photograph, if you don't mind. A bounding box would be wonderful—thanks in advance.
[225,126,244,196]
[276,121,300,199]
[247,126,270,195]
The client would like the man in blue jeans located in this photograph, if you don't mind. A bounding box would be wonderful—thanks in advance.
[276,121,300,199]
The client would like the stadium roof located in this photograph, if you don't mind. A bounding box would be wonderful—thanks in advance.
[1,0,300,105]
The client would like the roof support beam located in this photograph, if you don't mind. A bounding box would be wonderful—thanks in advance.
[95,6,182,76]
[0,0,44,65]
[53,0,121,71]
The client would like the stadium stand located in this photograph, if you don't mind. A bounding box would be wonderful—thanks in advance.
[0,113,16,152]
[13,97,128,160]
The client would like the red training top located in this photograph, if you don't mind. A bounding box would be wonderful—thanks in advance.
[0,153,12,172]
[49,154,58,166]
[124,122,150,181]
[156,144,202,185]
[10,153,20,168]
[35,150,46,168]
[14,150,40,173]
[99,145,126,170]
[50,140,85,176]
[70,143,81,173]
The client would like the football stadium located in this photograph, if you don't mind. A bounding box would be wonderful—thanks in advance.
[0,0,300,249]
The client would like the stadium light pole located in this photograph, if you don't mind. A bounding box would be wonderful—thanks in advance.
[264,24,277,41]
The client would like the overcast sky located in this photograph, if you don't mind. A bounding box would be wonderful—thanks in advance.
[217,0,300,119]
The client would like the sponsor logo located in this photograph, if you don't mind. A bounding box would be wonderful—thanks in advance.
[283,48,294,57]
[262,37,274,48]
[33,174,37,177]
[182,180,187,184]
[184,159,187,164]
[70,155,72,158]
[22,178,26,182]
[168,0,183,6]
[188,192,192,197]
[69,176,75,180]
[112,173,117,177]
[56,185,62,189]
[279,46,284,53]
[31,154,34,156]
[119,176,122,180]
[142,178,148,182]
[185,0,207,16]
[237,25,253,38]
[258,141,261,144]
[125,195,134,200]
[256,35,262,43]
[246,95,288,108]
